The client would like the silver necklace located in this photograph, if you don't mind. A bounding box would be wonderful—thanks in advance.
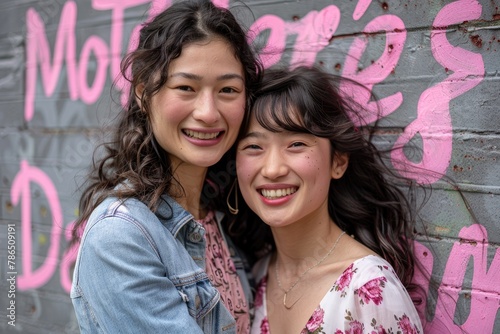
[275,231,346,309]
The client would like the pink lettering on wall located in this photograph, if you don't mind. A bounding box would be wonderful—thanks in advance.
[249,5,340,69]
[341,14,406,124]
[212,0,229,9]
[391,0,484,184]
[287,6,341,67]
[92,0,162,105]
[60,221,80,293]
[24,0,165,121]
[25,1,78,121]
[353,0,373,20]
[433,224,500,333]
[20,0,161,292]
[11,160,62,290]
[413,225,500,332]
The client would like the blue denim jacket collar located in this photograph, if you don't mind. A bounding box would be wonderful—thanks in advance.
[155,194,196,237]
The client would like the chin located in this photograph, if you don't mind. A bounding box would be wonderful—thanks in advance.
[260,216,288,228]
[192,154,224,167]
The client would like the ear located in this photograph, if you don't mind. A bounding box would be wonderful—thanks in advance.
[135,83,145,110]
[331,152,349,179]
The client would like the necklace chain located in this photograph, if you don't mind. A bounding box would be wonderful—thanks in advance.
[275,231,346,309]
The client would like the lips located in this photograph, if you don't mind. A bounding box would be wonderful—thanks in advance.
[260,187,297,199]
[183,130,221,140]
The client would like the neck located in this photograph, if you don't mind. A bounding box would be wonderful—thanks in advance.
[272,216,344,271]
[170,163,208,219]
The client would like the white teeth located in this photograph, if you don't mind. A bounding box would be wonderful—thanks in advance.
[260,187,297,199]
[185,130,220,139]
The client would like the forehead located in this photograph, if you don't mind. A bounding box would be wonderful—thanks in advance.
[168,38,243,74]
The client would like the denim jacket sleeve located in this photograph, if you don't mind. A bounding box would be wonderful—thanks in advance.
[71,214,205,333]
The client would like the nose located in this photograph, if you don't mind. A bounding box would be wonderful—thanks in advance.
[261,150,288,180]
[193,90,220,125]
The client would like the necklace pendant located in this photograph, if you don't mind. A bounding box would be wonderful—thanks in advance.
[283,292,299,310]
[283,292,292,309]
[276,231,347,311]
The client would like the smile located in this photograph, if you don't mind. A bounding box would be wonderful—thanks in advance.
[184,130,221,140]
[260,187,297,199]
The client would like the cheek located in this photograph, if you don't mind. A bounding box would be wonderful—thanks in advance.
[296,156,318,174]
[236,156,253,193]
[236,155,250,179]
[223,98,246,126]
[151,90,186,120]
[298,156,331,183]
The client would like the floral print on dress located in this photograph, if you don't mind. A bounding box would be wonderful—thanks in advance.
[397,314,421,334]
[260,317,270,334]
[336,312,366,334]
[250,255,423,334]
[332,263,357,297]
[354,276,387,305]
[301,307,326,334]
[368,318,388,334]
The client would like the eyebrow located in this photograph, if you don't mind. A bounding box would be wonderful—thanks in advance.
[242,131,267,140]
[170,72,244,82]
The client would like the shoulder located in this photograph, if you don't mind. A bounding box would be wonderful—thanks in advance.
[332,255,405,295]
[85,197,157,231]
[350,255,400,283]
[79,198,160,254]
[325,256,422,332]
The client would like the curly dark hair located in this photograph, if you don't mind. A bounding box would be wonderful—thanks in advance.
[235,65,418,289]
[71,0,262,244]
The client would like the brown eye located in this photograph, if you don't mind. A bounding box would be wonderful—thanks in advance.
[244,144,261,150]
[290,142,306,148]
[220,87,236,93]
[177,86,193,91]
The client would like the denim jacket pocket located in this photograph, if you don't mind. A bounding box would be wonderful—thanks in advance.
[173,273,218,318]
[173,273,236,333]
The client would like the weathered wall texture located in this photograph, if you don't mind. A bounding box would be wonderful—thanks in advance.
[0,0,499,333]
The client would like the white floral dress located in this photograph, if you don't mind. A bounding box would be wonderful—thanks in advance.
[251,255,423,334]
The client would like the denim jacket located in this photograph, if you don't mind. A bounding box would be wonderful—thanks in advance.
[71,194,252,333]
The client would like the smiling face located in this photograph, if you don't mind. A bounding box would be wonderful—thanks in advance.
[236,114,348,228]
[147,38,246,171]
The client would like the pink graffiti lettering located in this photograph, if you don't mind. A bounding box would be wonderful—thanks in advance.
[92,0,159,105]
[249,14,285,68]
[248,3,405,126]
[60,221,81,293]
[24,0,163,121]
[78,36,110,104]
[25,1,78,121]
[212,0,229,9]
[11,160,62,290]
[391,0,484,184]
[249,5,340,68]
[341,15,406,124]
[287,6,341,67]
[353,0,373,21]
[413,225,500,333]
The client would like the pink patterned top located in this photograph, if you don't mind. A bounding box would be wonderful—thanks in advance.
[197,210,250,334]
[251,255,423,334]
